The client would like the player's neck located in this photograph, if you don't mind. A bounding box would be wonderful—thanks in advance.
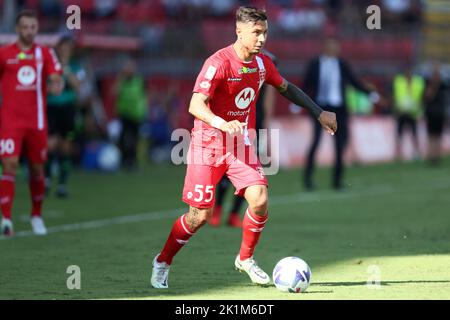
[17,40,34,51]
[232,42,254,63]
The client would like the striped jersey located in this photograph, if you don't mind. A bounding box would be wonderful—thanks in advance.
[0,42,62,131]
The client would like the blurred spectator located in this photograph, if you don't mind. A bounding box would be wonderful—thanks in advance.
[302,37,380,190]
[382,0,422,27]
[144,85,178,164]
[94,0,119,18]
[46,34,84,198]
[277,7,326,33]
[424,62,450,166]
[392,65,425,161]
[112,58,147,170]
[209,0,236,17]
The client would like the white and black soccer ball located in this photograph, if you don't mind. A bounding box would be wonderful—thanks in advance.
[97,143,121,172]
[273,257,312,293]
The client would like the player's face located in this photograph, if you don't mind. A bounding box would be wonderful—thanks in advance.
[16,17,38,46]
[237,20,268,54]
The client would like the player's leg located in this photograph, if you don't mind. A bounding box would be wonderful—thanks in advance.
[227,195,244,228]
[233,184,270,285]
[0,130,23,237]
[151,205,212,289]
[151,154,226,288]
[56,106,76,198]
[0,157,20,237]
[208,176,231,226]
[25,129,48,235]
[45,134,59,195]
[45,106,59,195]
[227,149,270,285]
[157,205,212,265]
[56,137,72,198]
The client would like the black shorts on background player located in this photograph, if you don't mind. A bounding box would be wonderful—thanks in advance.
[47,104,76,138]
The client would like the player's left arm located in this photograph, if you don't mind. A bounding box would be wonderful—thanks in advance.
[277,79,337,135]
[48,73,63,95]
[45,47,64,95]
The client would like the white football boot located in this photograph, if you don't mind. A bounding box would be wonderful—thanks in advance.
[234,255,271,285]
[31,216,48,235]
[1,218,14,237]
[151,254,170,289]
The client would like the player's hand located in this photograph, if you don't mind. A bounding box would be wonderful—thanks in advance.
[318,111,337,135]
[220,120,247,135]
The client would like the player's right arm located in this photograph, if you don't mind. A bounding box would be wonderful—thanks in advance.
[263,55,336,135]
[188,92,246,135]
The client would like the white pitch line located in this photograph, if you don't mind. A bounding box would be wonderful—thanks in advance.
[2,180,449,240]
[5,208,183,240]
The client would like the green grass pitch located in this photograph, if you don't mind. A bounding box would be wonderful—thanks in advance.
[0,157,449,300]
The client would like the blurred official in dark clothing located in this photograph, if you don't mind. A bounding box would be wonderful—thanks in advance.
[302,37,379,190]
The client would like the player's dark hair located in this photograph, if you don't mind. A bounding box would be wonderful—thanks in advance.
[236,6,267,24]
[15,9,38,25]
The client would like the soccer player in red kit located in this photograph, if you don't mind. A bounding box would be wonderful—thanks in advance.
[0,10,63,237]
[151,7,337,288]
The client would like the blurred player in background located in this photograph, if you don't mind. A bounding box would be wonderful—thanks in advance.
[0,10,63,237]
[208,50,277,228]
[151,6,336,289]
[424,62,449,165]
[45,34,82,198]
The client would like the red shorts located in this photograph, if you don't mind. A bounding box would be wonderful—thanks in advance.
[182,143,268,208]
[0,127,48,163]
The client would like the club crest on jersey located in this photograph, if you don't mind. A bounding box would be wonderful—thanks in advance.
[235,87,255,109]
[238,66,257,74]
[17,65,36,86]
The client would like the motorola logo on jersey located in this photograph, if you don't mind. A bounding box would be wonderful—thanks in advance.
[17,66,36,86]
[235,87,255,110]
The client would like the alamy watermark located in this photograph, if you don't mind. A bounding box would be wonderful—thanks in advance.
[366,5,381,30]
[170,127,280,176]
[66,265,81,290]
[66,5,81,30]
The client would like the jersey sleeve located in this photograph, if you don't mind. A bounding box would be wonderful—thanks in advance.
[263,55,283,88]
[193,57,225,99]
[44,47,62,76]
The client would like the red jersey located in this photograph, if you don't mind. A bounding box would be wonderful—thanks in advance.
[192,45,283,150]
[0,42,62,131]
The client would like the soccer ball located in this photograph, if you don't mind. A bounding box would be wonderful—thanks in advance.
[273,257,312,293]
[97,143,121,172]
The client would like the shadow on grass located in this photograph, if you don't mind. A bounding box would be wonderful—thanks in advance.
[315,280,450,287]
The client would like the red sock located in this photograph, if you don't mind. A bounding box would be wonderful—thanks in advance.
[0,174,15,220]
[29,175,45,217]
[239,208,268,261]
[157,213,195,265]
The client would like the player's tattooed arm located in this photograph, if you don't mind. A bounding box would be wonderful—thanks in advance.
[277,79,337,135]
[277,79,323,119]
[189,92,246,134]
